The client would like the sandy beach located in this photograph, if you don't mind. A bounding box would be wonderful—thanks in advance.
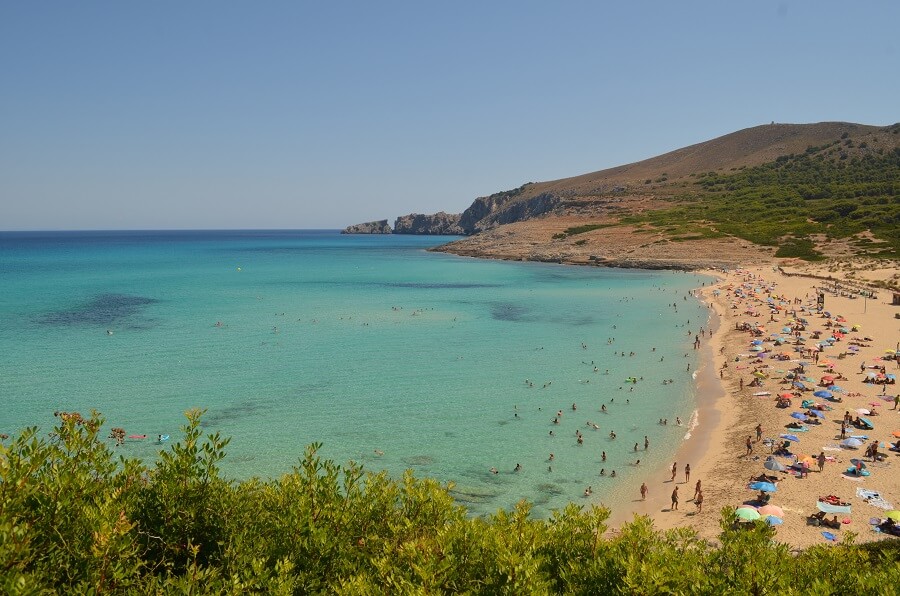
[607,264,900,548]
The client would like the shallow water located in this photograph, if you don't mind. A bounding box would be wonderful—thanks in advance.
[0,230,711,517]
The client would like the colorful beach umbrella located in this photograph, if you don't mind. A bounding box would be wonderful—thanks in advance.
[759,504,784,518]
[765,515,784,526]
[849,459,867,469]
[735,507,761,521]
[855,408,871,415]
[886,511,900,522]
[764,459,787,472]
[841,438,863,448]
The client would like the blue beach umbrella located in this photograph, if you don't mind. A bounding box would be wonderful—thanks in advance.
[782,327,792,333]
[860,417,874,429]
[766,515,784,526]
[828,385,844,392]
[751,339,764,345]
[792,381,806,390]
[841,438,863,448]
[790,412,807,421]
[808,410,826,419]
[749,481,778,493]
[779,434,800,442]
[814,390,833,399]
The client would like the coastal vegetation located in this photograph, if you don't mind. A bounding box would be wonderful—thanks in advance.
[621,145,900,260]
[2,410,898,593]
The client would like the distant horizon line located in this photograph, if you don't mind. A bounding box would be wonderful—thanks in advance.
[0,228,345,234]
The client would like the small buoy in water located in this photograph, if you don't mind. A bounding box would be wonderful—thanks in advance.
[237,267,242,271]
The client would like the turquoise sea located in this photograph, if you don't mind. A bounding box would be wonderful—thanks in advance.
[0,230,711,517]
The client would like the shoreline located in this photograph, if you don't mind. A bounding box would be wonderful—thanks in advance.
[604,275,727,531]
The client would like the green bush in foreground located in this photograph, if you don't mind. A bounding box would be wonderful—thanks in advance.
[2,411,898,594]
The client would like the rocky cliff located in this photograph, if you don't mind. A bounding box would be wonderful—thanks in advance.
[341,220,392,234]
[393,212,464,235]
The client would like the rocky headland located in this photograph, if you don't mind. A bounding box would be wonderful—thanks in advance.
[341,220,392,234]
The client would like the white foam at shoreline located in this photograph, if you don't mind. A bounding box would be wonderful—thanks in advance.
[683,408,699,440]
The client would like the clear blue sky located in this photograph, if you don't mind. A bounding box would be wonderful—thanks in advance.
[2,1,898,230]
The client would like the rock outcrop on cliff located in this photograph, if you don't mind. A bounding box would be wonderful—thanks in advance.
[341,220,392,234]
[393,212,463,235]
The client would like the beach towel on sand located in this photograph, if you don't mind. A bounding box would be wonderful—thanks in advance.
[822,531,837,542]
[856,488,893,510]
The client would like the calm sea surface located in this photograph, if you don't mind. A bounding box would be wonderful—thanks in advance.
[0,230,711,517]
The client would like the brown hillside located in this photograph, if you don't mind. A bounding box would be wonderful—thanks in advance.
[435,121,900,276]
[516,122,886,201]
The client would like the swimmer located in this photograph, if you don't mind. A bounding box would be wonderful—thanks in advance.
[601,451,607,462]
[514,463,522,472]
[489,467,498,474]
[610,470,616,478]
[374,450,384,456]
[609,431,616,439]
[549,453,555,461]
[676,417,682,426]
[600,469,606,476]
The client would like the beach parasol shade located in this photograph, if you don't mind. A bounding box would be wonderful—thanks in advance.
[735,507,761,521]
[778,392,794,399]
[753,371,767,378]
[759,504,785,518]
[792,381,806,389]
[765,515,784,526]
[827,385,844,392]
[749,481,778,493]
[860,417,874,429]
[841,438,863,448]
[809,409,826,419]
[886,511,900,521]
[855,408,871,415]
[892,430,900,438]
[779,434,800,442]
[764,459,787,472]
[849,459,867,469]
[790,412,808,421]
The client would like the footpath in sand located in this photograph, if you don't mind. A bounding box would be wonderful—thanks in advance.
[610,265,900,549]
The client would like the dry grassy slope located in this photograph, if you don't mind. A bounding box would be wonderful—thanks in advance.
[516,121,886,202]
[438,121,900,275]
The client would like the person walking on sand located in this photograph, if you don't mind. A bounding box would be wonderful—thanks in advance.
[755,423,762,442]
[640,482,648,500]
[817,451,826,473]
[693,479,702,501]
[745,435,753,456]
[671,462,677,482]
[684,463,691,484]
[671,486,679,510]
[695,489,703,513]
